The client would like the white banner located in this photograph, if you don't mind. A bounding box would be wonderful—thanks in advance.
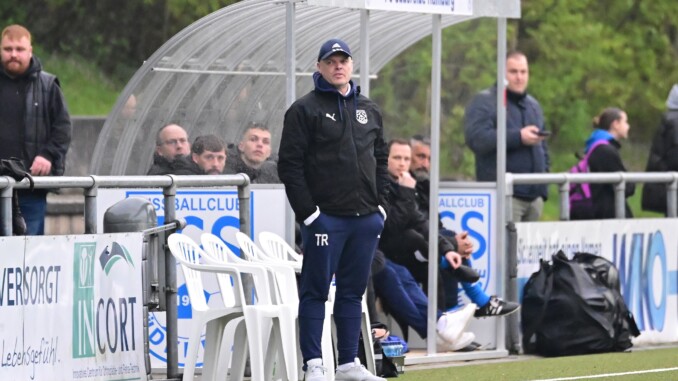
[516,219,678,344]
[0,234,146,381]
[308,0,473,15]
[96,187,287,368]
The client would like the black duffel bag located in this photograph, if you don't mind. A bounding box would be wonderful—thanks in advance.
[521,250,640,357]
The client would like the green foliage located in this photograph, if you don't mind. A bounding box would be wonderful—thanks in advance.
[371,1,678,180]
[35,47,122,115]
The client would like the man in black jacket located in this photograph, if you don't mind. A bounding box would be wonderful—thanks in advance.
[464,51,550,222]
[147,123,191,175]
[0,25,71,235]
[278,38,388,381]
[225,122,280,183]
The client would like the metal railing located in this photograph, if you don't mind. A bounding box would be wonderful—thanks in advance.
[0,174,251,381]
[506,171,678,220]
[503,171,678,354]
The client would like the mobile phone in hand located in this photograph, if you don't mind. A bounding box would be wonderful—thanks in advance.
[537,130,551,137]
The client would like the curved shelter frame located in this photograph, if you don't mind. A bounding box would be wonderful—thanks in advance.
[91,0,520,372]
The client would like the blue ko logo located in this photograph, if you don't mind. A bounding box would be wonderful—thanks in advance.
[438,192,492,291]
[612,230,677,332]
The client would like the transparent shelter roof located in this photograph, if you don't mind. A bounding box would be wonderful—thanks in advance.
[91,0,518,175]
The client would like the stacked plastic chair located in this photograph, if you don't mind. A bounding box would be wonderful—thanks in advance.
[201,232,299,381]
[256,231,377,380]
[168,233,297,381]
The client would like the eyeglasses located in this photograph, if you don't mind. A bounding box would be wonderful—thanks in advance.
[163,138,188,146]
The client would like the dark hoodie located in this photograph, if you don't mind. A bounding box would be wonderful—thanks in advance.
[585,128,635,218]
[224,144,280,184]
[278,72,389,222]
[0,57,71,174]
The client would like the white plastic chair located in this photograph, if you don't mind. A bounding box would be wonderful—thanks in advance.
[167,233,253,381]
[258,231,303,273]
[237,232,375,379]
[202,232,299,381]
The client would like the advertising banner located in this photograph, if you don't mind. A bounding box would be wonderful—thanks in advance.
[0,234,146,381]
[96,187,287,368]
[516,219,678,344]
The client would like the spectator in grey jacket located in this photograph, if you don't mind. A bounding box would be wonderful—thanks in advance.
[464,51,550,221]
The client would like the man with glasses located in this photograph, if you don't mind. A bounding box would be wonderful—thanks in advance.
[147,123,191,175]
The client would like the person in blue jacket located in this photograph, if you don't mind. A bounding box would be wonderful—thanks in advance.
[586,107,634,219]
[464,51,550,222]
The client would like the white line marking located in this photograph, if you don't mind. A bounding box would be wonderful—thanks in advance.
[531,367,678,381]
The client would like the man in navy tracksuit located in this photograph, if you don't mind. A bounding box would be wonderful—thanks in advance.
[278,39,388,381]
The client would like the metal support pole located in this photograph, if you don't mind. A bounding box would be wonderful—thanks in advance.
[163,176,179,380]
[285,0,296,108]
[496,17,511,353]
[667,177,678,218]
[614,177,626,218]
[0,179,14,236]
[426,13,442,355]
[84,176,98,234]
[360,10,370,96]
[559,182,570,221]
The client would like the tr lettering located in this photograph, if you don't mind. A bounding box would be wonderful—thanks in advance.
[315,234,329,246]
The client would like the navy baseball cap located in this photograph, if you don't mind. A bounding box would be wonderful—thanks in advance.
[318,39,352,61]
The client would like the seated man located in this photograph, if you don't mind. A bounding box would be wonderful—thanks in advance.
[371,250,477,352]
[409,135,519,317]
[147,123,192,175]
[189,134,227,175]
[225,122,280,183]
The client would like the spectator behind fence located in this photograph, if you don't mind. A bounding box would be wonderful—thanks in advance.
[278,38,388,381]
[0,24,72,235]
[464,51,550,222]
[406,136,520,318]
[642,84,678,215]
[225,122,280,183]
[147,123,193,175]
[370,249,477,352]
[585,108,634,219]
[190,134,227,175]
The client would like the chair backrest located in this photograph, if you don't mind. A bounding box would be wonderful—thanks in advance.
[258,231,303,263]
[167,233,210,311]
[201,232,248,264]
[202,232,274,305]
[235,231,269,262]
[236,232,299,306]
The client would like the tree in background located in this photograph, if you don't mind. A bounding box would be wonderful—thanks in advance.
[372,0,678,178]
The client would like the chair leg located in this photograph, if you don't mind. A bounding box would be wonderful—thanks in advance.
[277,312,299,381]
[182,317,206,381]
[361,298,376,374]
[229,319,248,381]
[322,300,336,381]
[202,318,227,381]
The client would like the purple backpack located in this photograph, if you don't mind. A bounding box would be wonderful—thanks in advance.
[568,140,609,219]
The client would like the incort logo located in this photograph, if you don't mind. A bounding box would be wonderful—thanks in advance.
[72,242,138,359]
[73,242,96,358]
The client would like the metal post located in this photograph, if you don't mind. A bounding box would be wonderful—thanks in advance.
[360,10,370,96]
[426,13,442,355]
[237,174,251,237]
[496,17,510,353]
[84,176,98,234]
[559,182,570,221]
[0,179,14,236]
[667,176,678,218]
[614,176,626,218]
[285,0,296,108]
[163,177,179,380]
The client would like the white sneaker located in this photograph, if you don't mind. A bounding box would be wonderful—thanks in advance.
[334,358,386,381]
[304,358,328,381]
[437,331,476,352]
[436,303,476,343]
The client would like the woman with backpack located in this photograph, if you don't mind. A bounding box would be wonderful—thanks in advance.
[584,107,635,219]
